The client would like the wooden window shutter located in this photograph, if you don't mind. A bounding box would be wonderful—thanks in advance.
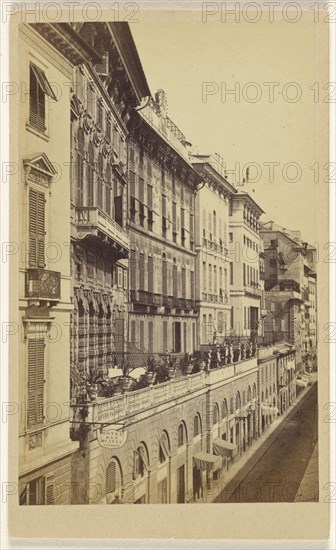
[29,188,45,268]
[27,339,44,428]
[106,461,116,493]
[148,256,153,293]
[44,475,55,505]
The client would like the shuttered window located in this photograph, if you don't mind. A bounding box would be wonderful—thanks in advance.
[29,188,45,268]
[173,265,178,298]
[148,321,153,352]
[162,260,167,296]
[77,129,84,206]
[106,461,116,493]
[29,66,45,133]
[27,339,44,428]
[88,142,94,207]
[139,253,145,290]
[97,153,103,209]
[45,475,55,505]
[148,256,153,293]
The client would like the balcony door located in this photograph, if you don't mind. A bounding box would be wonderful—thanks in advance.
[177,465,185,503]
[173,322,181,353]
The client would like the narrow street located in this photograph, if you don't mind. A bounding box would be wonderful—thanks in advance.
[214,384,318,503]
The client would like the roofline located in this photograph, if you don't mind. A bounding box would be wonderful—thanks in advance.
[107,23,150,102]
[234,192,265,215]
[191,161,238,196]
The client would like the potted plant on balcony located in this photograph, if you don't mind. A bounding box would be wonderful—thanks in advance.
[143,354,158,385]
[192,351,206,372]
[85,366,107,401]
[181,353,194,375]
[119,359,133,392]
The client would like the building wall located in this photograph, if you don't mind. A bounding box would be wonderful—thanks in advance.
[70,62,129,387]
[194,177,231,344]
[127,97,199,355]
[18,24,78,503]
[229,195,262,336]
[71,358,258,504]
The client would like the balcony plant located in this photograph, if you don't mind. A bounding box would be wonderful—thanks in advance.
[118,359,133,392]
[191,351,207,373]
[85,365,108,401]
[143,354,158,385]
[181,353,194,375]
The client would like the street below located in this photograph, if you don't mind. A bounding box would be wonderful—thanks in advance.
[214,383,318,503]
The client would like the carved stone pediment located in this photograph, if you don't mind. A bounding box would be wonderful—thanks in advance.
[23,153,57,188]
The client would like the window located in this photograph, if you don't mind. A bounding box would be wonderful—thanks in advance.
[76,129,85,206]
[88,142,95,207]
[213,405,219,425]
[97,100,103,129]
[148,321,153,352]
[106,114,111,142]
[27,338,44,428]
[148,256,154,293]
[194,415,200,437]
[20,475,54,505]
[190,271,195,301]
[139,254,145,290]
[229,263,233,285]
[97,153,103,209]
[229,232,233,243]
[134,448,145,478]
[117,267,123,288]
[106,461,117,494]
[181,268,186,297]
[105,164,112,216]
[29,188,45,268]
[173,264,178,298]
[29,63,56,133]
[178,423,185,447]
[202,262,206,291]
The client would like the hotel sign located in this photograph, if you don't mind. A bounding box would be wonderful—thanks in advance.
[97,425,127,449]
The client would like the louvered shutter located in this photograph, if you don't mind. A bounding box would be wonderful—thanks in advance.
[27,339,44,428]
[148,256,153,293]
[45,475,55,505]
[29,189,45,268]
[106,462,116,493]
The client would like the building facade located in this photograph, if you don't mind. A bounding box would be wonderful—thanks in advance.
[68,22,150,396]
[260,221,318,375]
[17,23,100,504]
[191,155,236,345]
[127,91,201,355]
[229,193,264,338]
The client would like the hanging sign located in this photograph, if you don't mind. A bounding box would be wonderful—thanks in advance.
[97,425,127,449]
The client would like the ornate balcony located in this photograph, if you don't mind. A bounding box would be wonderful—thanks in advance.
[25,268,61,303]
[244,284,262,298]
[74,206,129,257]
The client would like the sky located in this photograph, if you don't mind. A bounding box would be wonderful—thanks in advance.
[131,12,328,245]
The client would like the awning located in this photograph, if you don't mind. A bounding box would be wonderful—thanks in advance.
[296,379,308,387]
[31,63,58,101]
[193,452,222,472]
[261,405,278,416]
[213,438,238,458]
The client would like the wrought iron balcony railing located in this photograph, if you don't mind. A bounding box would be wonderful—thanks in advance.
[25,268,61,302]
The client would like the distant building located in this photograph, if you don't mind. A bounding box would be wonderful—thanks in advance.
[190,154,236,345]
[229,193,265,338]
[260,221,318,374]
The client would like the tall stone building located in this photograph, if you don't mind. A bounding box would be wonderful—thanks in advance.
[127,91,201,355]
[228,192,264,338]
[17,23,100,504]
[68,23,150,394]
[190,154,236,345]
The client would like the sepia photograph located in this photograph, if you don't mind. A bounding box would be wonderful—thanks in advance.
[2,0,333,543]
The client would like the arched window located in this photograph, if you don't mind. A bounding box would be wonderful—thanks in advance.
[177,422,186,447]
[247,386,252,403]
[134,443,149,479]
[97,153,104,209]
[221,399,228,419]
[253,384,257,398]
[159,431,170,463]
[194,414,201,437]
[235,392,241,411]
[106,459,122,502]
[88,141,95,207]
[77,128,85,206]
[213,404,219,425]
